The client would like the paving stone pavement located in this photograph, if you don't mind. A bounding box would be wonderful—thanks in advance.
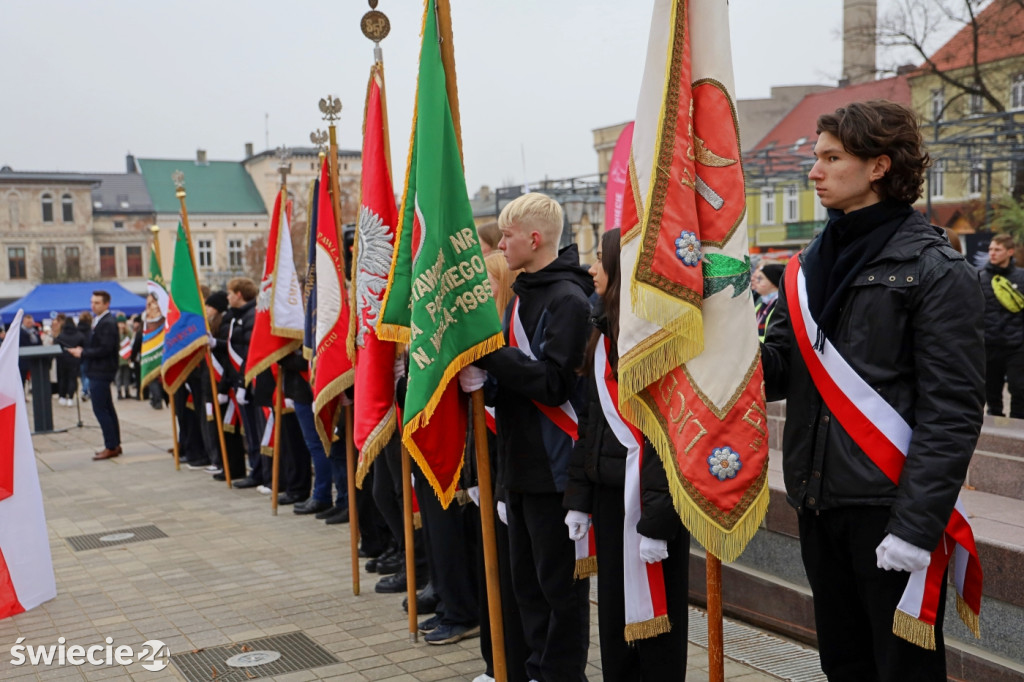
[0,392,792,681]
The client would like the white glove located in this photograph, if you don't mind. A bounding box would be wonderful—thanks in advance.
[207,334,217,348]
[875,533,931,573]
[496,501,508,526]
[217,393,229,405]
[459,365,486,393]
[564,510,591,542]
[284,398,295,410]
[467,486,480,506]
[638,535,669,564]
[235,388,248,406]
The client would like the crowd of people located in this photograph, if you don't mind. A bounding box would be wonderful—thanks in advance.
[9,98,1018,681]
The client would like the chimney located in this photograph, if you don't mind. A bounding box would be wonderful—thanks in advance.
[126,154,137,173]
[244,142,254,158]
[842,0,877,86]
[196,149,208,165]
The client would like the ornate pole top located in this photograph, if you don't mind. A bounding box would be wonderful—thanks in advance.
[319,95,343,123]
[310,129,328,153]
[172,170,185,198]
[276,146,292,185]
[361,0,390,44]
[150,224,160,234]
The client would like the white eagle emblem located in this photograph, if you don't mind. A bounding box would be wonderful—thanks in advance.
[256,273,274,312]
[355,206,394,347]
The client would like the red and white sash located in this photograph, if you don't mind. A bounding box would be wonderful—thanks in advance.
[119,336,132,361]
[509,298,579,440]
[595,334,670,641]
[786,259,982,649]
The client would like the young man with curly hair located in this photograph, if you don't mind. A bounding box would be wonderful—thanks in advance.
[761,100,985,681]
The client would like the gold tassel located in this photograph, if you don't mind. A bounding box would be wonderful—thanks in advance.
[956,594,981,639]
[413,511,422,530]
[574,555,597,580]
[624,614,672,643]
[892,609,936,650]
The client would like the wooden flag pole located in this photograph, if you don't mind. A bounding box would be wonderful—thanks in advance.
[153,226,183,473]
[271,378,283,516]
[471,390,506,682]
[345,405,360,596]
[707,554,724,682]
[174,175,231,488]
[401,443,418,643]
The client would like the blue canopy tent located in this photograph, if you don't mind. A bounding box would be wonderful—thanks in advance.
[0,281,147,326]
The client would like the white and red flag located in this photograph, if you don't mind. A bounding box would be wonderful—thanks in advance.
[618,0,768,563]
[0,310,57,618]
[351,62,398,486]
[245,190,304,385]
[312,159,355,449]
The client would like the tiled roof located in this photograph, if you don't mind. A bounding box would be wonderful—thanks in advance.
[90,173,154,214]
[244,147,361,162]
[915,0,1024,75]
[138,158,267,215]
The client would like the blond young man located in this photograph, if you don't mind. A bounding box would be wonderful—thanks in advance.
[475,193,594,682]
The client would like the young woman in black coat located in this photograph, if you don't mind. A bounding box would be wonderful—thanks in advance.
[562,228,689,681]
[54,315,85,404]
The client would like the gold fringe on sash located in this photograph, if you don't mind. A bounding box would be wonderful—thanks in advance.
[892,609,936,651]
[412,511,422,530]
[574,555,597,580]
[624,614,672,643]
[956,593,981,639]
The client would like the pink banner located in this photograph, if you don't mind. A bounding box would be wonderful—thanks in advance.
[604,121,634,230]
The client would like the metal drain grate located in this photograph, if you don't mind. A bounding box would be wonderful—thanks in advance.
[64,525,168,551]
[170,631,338,682]
[688,606,826,681]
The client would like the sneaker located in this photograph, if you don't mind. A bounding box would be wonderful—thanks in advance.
[256,485,272,495]
[185,462,208,470]
[204,465,221,474]
[424,623,480,646]
[418,614,442,633]
[472,675,496,682]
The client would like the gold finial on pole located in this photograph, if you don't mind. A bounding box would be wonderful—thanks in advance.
[276,145,292,190]
[310,129,328,155]
[361,0,389,61]
[318,95,342,123]
[172,170,185,198]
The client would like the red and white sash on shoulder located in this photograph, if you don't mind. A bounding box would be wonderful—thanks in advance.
[509,298,579,441]
[785,258,982,650]
[595,335,670,641]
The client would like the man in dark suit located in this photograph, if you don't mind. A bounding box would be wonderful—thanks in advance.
[18,313,41,384]
[69,291,122,460]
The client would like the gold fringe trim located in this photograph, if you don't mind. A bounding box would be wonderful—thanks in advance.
[261,445,273,456]
[624,614,672,643]
[620,394,769,564]
[140,364,162,390]
[354,407,397,489]
[312,366,355,452]
[629,283,704,350]
[161,337,208,395]
[403,421,465,510]
[375,322,411,344]
[956,594,981,639]
[892,609,936,651]
[417,333,504,426]
[412,511,422,530]
[618,328,703,401]
[243,339,302,387]
[223,424,236,434]
[574,555,597,580]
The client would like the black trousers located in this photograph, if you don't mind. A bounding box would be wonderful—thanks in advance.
[985,344,1024,418]
[371,435,426,571]
[592,483,689,682]
[798,506,947,682]
[354,460,391,557]
[222,429,247,479]
[88,378,121,450]
[474,504,530,682]
[507,491,590,682]
[279,411,311,499]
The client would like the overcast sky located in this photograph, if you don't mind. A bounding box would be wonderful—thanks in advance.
[1,0,940,194]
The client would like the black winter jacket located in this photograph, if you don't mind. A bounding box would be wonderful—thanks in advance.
[225,299,257,389]
[762,210,985,552]
[978,260,1024,348]
[82,312,120,380]
[562,327,682,542]
[55,323,85,376]
[477,245,594,494]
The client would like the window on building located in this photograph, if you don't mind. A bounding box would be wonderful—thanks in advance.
[8,247,26,279]
[197,239,213,268]
[228,238,244,268]
[61,194,73,222]
[99,246,116,278]
[931,89,945,122]
[41,193,54,223]
[41,246,57,280]
[65,246,80,280]
[931,160,945,198]
[126,245,143,277]
[761,188,776,225]
[814,195,828,222]
[784,186,799,223]
[113,220,124,230]
[968,82,984,116]
[1012,74,1024,110]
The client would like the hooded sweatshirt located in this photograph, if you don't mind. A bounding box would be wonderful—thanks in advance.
[478,244,595,494]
